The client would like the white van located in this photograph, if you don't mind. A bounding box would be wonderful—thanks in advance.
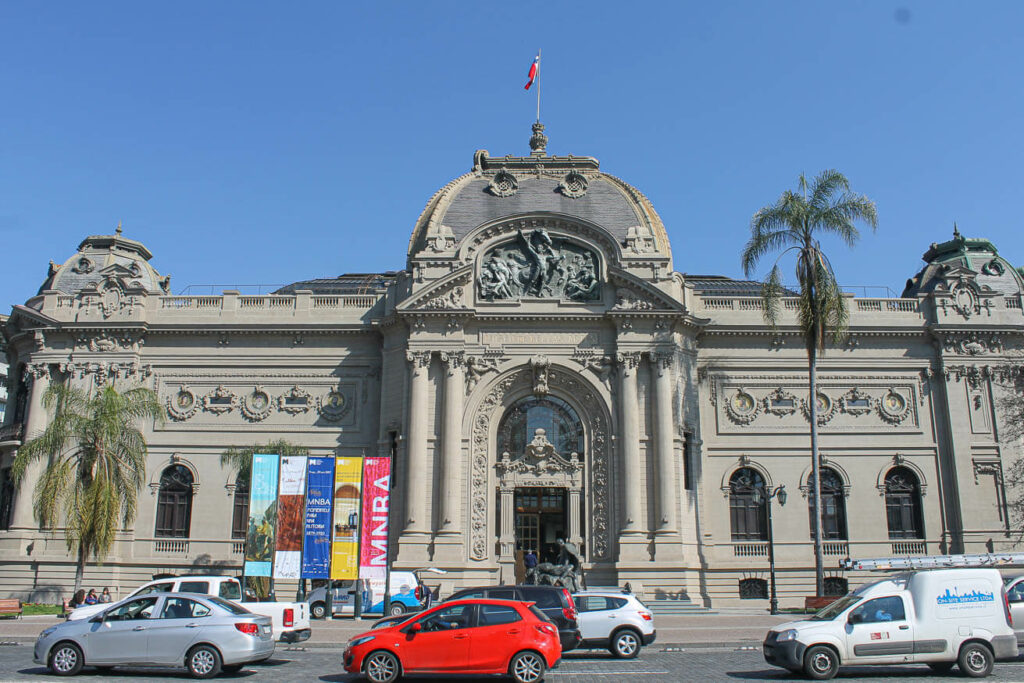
[763,568,1016,679]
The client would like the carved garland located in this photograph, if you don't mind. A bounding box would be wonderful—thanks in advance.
[725,389,759,425]
[470,368,610,561]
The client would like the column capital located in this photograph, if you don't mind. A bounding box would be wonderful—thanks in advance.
[23,363,50,384]
[616,351,642,373]
[439,350,465,371]
[651,351,673,373]
[406,350,432,368]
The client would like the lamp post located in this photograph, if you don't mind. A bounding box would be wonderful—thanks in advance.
[753,484,787,615]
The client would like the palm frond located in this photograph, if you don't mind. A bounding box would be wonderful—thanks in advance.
[761,265,785,329]
[808,169,850,211]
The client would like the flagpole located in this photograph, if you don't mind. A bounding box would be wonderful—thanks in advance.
[536,48,541,123]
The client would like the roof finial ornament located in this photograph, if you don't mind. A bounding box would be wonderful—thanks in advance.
[529,121,547,156]
[952,222,961,240]
[116,220,123,236]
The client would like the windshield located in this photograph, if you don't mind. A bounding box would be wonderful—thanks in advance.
[206,596,252,615]
[808,594,862,621]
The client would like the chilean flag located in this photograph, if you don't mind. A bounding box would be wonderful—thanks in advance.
[524,52,539,90]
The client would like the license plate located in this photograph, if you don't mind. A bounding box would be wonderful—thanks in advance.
[261,625,271,634]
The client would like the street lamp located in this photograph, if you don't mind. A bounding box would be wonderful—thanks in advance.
[752,484,787,615]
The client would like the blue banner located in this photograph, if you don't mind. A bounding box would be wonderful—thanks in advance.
[244,453,280,577]
[301,456,335,579]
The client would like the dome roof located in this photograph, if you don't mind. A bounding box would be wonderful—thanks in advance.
[901,226,1024,297]
[408,125,670,261]
[39,228,169,296]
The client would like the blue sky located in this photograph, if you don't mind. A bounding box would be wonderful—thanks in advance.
[2,1,1022,306]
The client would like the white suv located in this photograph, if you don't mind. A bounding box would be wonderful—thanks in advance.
[573,589,656,658]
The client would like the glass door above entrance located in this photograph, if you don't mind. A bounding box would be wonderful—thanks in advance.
[514,487,567,564]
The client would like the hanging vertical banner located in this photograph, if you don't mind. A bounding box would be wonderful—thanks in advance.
[358,456,392,612]
[244,453,280,577]
[330,457,363,580]
[273,455,308,579]
[301,456,335,579]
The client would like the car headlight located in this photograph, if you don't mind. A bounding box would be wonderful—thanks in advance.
[349,635,376,647]
[39,627,59,639]
[775,629,798,642]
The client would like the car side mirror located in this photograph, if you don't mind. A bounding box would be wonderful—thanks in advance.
[848,613,862,625]
[89,614,105,624]
[405,622,422,634]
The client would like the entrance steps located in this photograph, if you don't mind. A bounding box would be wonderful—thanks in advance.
[645,598,716,615]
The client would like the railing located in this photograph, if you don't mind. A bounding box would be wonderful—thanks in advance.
[1008,298,1022,309]
[153,539,189,554]
[313,295,378,309]
[0,423,24,443]
[698,296,920,315]
[733,543,769,557]
[161,296,221,310]
[56,296,75,308]
[823,541,849,557]
[890,540,926,555]
[855,298,918,312]
[232,541,244,554]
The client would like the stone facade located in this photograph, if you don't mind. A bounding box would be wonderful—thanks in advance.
[2,140,1024,607]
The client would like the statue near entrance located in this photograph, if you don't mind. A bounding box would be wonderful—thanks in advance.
[524,538,585,592]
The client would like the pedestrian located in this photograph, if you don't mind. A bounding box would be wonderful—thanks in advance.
[70,589,86,608]
[524,549,538,569]
[99,587,112,604]
[84,589,98,605]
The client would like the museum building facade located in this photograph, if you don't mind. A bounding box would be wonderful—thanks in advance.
[2,130,1023,606]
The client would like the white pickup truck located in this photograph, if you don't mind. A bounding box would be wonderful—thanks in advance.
[67,575,311,643]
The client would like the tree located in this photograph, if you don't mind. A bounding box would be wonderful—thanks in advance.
[11,383,163,593]
[742,170,878,596]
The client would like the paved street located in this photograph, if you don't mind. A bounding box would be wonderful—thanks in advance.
[5,644,1024,682]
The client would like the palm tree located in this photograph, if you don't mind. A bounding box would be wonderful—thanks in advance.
[741,169,878,597]
[11,383,163,593]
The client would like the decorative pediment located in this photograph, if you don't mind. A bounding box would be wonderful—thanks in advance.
[607,269,683,312]
[400,267,472,312]
[496,429,583,487]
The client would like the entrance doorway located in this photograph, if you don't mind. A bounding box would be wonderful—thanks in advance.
[514,487,567,564]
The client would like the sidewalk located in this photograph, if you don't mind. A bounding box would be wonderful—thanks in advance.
[0,611,792,649]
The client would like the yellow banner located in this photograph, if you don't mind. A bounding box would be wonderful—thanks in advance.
[330,457,363,580]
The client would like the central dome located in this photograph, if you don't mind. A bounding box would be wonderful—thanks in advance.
[407,128,670,264]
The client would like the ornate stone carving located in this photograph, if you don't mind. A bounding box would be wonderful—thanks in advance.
[839,387,873,415]
[167,385,198,421]
[317,390,350,422]
[801,391,837,426]
[572,351,614,388]
[465,355,499,393]
[277,385,312,414]
[426,224,456,253]
[487,168,519,197]
[477,228,600,302]
[240,385,272,421]
[943,331,1003,356]
[877,389,911,424]
[406,350,432,369]
[529,121,547,154]
[497,429,584,478]
[951,282,979,318]
[440,351,465,372]
[76,332,144,353]
[421,285,466,310]
[725,389,760,425]
[557,170,588,198]
[616,351,642,372]
[982,259,1006,276]
[763,387,798,416]
[203,385,238,414]
[71,255,95,274]
[530,355,550,395]
[612,287,655,311]
[22,363,51,384]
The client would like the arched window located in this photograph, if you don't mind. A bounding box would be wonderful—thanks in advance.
[885,467,924,539]
[231,475,249,540]
[729,468,767,541]
[155,465,194,538]
[497,396,583,457]
[807,467,848,540]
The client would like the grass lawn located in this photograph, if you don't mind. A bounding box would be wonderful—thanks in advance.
[21,603,63,616]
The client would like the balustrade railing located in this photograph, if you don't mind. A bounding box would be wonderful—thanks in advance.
[823,541,849,557]
[0,423,24,443]
[232,541,244,554]
[698,296,920,316]
[153,539,189,554]
[733,543,769,557]
[890,540,926,555]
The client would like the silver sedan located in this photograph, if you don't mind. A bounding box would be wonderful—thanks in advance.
[34,591,275,678]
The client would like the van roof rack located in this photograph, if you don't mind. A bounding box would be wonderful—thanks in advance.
[841,553,1024,571]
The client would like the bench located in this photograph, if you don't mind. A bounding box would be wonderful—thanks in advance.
[804,596,839,612]
[0,599,23,619]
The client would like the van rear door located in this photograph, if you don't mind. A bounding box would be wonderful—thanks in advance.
[844,595,915,664]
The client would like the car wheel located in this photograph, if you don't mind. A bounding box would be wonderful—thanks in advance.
[222,663,244,674]
[363,650,400,683]
[387,602,406,616]
[958,643,993,678]
[48,641,84,676]
[608,628,641,659]
[803,645,839,680]
[509,650,547,683]
[927,661,954,673]
[310,601,327,619]
[186,644,223,679]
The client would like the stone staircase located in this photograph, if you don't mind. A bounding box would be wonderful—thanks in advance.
[644,597,716,615]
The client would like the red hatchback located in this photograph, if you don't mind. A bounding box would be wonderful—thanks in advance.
[343,598,561,683]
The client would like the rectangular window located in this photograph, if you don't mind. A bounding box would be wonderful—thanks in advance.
[682,432,695,491]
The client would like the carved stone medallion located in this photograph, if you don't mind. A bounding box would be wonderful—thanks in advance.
[317,390,351,422]
[877,389,910,425]
[167,385,198,421]
[801,391,837,426]
[241,385,272,422]
[725,389,759,425]
[557,170,588,198]
[487,168,519,197]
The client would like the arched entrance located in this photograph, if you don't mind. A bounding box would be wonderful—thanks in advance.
[468,364,612,573]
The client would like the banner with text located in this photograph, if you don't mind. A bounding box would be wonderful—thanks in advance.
[301,456,335,579]
[330,457,363,580]
[273,455,308,579]
[244,453,280,577]
[358,456,392,611]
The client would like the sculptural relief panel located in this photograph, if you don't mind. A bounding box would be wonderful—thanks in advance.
[477,228,600,302]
